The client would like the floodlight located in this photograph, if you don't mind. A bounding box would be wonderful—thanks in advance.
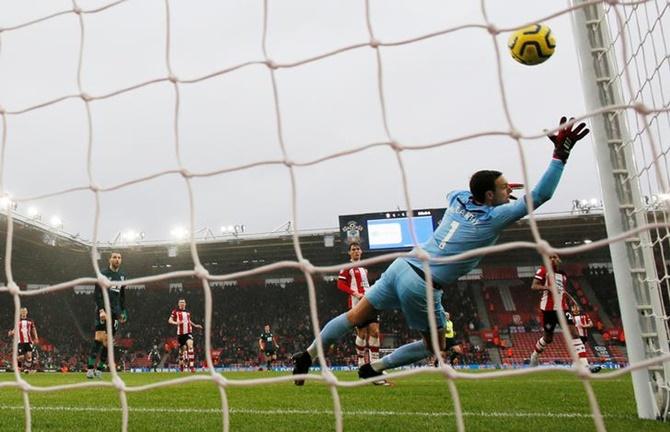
[170,226,188,240]
[49,216,63,229]
[27,206,40,219]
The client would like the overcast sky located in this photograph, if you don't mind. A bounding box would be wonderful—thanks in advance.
[0,0,605,243]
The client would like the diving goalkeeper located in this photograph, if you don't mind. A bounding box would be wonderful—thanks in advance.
[293,116,589,384]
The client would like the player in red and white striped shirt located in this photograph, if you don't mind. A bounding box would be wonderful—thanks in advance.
[7,307,39,373]
[168,299,203,372]
[572,304,594,343]
[337,242,382,370]
[572,304,600,373]
[529,255,599,372]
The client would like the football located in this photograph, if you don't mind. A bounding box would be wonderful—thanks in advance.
[508,24,556,65]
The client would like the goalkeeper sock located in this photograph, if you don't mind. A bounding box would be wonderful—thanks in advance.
[372,340,431,372]
[355,336,367,366]
[88,341,103,369]
[368,336,380,363]
[306,312,354,359]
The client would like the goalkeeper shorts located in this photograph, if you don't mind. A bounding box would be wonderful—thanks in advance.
[365,258,445,332]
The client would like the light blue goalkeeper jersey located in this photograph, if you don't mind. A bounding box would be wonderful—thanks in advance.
[404,159,565,285]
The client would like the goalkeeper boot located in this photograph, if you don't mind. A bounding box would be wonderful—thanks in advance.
[359,364,392,386]
[292,351,312,386]
[589,365,602,374]
[529,351,539,367]
[86,369,95,379]
[358,363,388,385]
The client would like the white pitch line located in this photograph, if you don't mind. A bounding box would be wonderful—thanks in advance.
[0,405,634,419]
[420,378,629,384]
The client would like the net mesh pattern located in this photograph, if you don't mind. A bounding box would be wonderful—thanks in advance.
[0,1,668,431]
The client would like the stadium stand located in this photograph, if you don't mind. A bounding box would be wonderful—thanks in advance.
[0,212,629,370]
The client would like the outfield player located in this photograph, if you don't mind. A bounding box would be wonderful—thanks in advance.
[573,304,594,344]
[572,304,600,372]
[258,324,279,370]
[293,116,589,384]
[434,311,462,367]
[528,255,600,373]
[168,298,203,372]
[87,251,127,379]
[148,345,161,372]
[337,242,381,367]
[8,307,39,373]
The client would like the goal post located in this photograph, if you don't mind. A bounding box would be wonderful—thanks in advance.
[570,0,670,420]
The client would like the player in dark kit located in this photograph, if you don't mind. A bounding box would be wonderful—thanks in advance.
[87,252,128,379]
[148,345,161,372]
[259,324,279,370]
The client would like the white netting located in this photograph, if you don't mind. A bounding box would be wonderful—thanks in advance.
[0,1,669,431]
[592,0,670,418]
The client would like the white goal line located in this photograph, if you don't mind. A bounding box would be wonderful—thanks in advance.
[0,405,634,419]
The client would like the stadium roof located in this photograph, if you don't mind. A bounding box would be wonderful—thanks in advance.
[0,212,613,283]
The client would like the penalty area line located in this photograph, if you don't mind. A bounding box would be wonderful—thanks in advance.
[0,405,632,419]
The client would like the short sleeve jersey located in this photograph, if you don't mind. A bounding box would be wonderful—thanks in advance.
[95,267,127,316]
[170,309,193,335]
[17,319,35,344]
[574,314,592,337]
[337,265,370,308]
[535,266,569,311]
[259,331,275,351]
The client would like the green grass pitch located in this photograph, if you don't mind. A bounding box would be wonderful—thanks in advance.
[0,370,667,431]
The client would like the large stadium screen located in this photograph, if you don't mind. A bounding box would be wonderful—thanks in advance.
[367,215,434,250]
[338,208,446,252]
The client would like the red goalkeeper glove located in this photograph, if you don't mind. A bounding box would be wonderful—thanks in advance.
[548,116,589,163]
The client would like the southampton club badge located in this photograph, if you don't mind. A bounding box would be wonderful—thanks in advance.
[341,220,363,244]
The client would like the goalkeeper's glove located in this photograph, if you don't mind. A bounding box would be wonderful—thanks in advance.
[548,116,589,163]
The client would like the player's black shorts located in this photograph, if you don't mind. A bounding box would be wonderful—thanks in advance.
[542,310,574,333]
[17,343,33,354]
[355,314,380,329]
[178,333,193,347]
[445,337,460,350]
[264,349,277,357]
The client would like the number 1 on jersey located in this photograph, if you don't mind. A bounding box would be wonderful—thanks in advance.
[438,221,460,249]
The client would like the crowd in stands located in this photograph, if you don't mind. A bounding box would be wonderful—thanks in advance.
[0,276,482,370]
[0,265,628,371]
[584,266,621,326]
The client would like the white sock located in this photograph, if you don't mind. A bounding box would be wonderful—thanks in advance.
[572,338,589,366]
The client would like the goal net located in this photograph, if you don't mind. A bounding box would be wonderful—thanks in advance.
[571,0,670,420]
[0,1,668,431]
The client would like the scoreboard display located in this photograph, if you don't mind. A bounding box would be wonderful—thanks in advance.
[338,208,446,252]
